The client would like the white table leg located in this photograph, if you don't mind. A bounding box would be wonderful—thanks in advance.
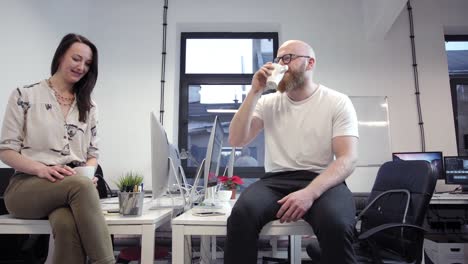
[45,234,55,264]
[270,237,278,257]
[172,225,185,264]
[200,236,211,264]
[290,235,302,264]
[185,235,192,264]
[211,235,217,260]
[140,224,155,264]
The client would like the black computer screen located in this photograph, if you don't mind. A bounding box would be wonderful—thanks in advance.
[444,156,468,189]
[392,151,444,179]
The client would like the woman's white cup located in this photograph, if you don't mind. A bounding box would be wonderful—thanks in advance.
[74,166,96,179]
[266,64,288,91]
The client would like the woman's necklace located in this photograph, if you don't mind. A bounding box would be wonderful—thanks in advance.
[47,78,75,106]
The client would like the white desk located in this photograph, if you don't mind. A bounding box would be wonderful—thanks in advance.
[0,205,173,264]
[171,201,313,264]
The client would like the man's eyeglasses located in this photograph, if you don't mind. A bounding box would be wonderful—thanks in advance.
[273,54,311,64]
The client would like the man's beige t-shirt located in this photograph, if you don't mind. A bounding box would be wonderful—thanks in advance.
[253,84,358,173]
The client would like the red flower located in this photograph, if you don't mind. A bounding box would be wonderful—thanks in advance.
[218,175,244,189]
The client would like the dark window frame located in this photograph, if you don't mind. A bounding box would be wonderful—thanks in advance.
[445,35,468,155]
[179,32,279,178]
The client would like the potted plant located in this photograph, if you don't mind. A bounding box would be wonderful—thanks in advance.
[115,171,145,215]
[115,171,144,192]
[217,175,244,199]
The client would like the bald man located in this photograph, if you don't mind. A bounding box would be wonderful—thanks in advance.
[226,40,359,264]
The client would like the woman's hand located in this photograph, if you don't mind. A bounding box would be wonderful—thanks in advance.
[92,176,98,186]
[36,165,75,182]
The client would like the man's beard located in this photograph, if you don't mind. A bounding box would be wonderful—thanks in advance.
[277,68,306,93]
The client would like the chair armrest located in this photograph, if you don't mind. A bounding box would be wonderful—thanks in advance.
[356,189,410,222]
[358,223,426,240]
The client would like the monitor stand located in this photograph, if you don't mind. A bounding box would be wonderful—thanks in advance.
[192,186,223,213]
[149,157,186,210]
[188,159,206,207]
[200,186,220,207]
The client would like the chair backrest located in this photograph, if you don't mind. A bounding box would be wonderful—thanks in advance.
[0,168,15,197]
[95,164,112,198]
[0,168,15,215]
[360,160,437,261]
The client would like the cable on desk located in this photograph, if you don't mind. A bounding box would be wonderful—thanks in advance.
[434,186,465,194]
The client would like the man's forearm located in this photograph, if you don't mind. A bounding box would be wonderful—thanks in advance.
[304,155,357,199]
[228,89,262,146]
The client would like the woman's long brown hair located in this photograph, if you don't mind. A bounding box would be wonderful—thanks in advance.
[51,33,98,123]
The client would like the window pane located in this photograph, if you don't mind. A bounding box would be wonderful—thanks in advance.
[185,38,274,74]
[445,39,468,156]
[446,41,468,75]
[456,84,468,156]
[189,84,251,104]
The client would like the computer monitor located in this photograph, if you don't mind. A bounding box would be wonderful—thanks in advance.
[150,112,184,200]
[392,151,444,179]
[444,156,468,193]
[203,116,224,197]
[190,116,224,205]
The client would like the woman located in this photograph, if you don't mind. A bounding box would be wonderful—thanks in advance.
[0,34,114,264]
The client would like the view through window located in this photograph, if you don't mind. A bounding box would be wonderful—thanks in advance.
[445,36,468,155]
[179,32,278,178]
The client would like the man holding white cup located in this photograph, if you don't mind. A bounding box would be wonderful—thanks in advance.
[226,40,359,264]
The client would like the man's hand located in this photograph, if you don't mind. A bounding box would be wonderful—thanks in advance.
[36,165,75,182]
[92,176,98,186]
[276,188,316,223]
[251,63,275,94]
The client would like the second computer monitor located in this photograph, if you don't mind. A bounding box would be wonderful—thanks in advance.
[444,156,468,192]
[204,116,224,191]
[392,151,444,179]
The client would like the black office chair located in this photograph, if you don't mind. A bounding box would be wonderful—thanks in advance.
[0,168,49,264]
[307,160,437,264]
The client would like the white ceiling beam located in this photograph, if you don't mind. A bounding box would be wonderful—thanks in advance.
[363,0,408,41]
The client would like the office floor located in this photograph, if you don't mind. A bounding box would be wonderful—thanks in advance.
[114,234,314,264]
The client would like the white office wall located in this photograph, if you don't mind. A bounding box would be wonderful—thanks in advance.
[0,0,467,192]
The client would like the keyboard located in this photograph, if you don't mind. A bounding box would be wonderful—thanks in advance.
[191,205,223,214]
[432,193,468,200]
[148,196,186,210]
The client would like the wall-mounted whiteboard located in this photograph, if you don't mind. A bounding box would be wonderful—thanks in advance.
[349,96,391,167]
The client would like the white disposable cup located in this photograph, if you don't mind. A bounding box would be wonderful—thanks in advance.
[74,166,96,179]
[216,190,232,202]
[266,64,288,91]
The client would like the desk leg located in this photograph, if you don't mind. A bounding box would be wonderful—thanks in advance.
[211,236,217,260]
[185,235,192,264]
[290,235,302,264]
[141,224,155,264]
[200,236,211,264]
[172,225,185,264]
[45,235,55,264]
